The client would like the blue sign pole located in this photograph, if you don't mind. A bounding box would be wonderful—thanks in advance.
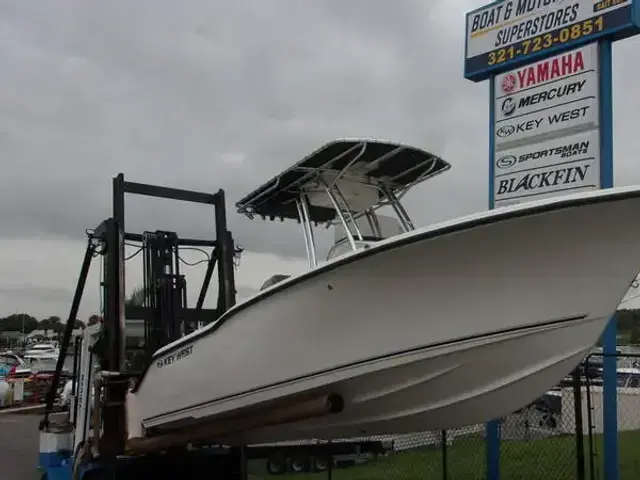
[598,39,618,480]
[486,75,500,480]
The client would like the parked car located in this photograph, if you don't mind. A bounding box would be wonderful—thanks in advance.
[0,352,26,379]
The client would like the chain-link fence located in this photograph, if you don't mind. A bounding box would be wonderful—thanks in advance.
[245,410,575,479]
[494,384,583,480]
[245,354,640,479]
[582,353,640,480]
[246,428,484,480]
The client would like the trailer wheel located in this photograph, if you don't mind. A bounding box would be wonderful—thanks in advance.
[290,453,310,473]
[312,454,331,472]
[266,452,287,475]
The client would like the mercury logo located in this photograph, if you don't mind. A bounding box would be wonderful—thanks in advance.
[501,97,516,116]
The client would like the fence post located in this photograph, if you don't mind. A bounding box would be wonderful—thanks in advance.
[585,357,596,480]
[572,366,586,480]
[486,420,500,480]
[441,429,448,480]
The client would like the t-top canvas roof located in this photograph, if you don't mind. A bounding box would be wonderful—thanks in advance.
[236,138,451,223]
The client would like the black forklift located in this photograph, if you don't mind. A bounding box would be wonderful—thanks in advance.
[38,174,389,480]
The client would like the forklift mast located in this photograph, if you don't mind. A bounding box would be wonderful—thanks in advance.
[41,174,238,459]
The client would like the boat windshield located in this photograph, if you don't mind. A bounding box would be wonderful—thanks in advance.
[327,214,404,261]
[617,369,640,388]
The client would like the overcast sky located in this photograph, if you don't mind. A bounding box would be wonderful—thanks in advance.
[2,0,640,321]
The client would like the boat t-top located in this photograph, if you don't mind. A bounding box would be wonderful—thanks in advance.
[128,138,640,446]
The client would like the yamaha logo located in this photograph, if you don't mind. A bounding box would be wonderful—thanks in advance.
[496,125,515,138]
[501,97,516,117]
[501,73,517,93]
[496,155,517,169]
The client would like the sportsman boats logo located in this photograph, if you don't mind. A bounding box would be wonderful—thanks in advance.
[496,141,591,170]
[496,155,517,169]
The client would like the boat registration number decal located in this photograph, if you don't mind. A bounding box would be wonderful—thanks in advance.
[156,345,193,368]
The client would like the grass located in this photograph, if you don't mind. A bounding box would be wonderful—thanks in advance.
[249,431,640,480]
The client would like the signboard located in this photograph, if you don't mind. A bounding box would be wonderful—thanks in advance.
[464,0,639,81]
[494,129,600,206]
[492,43,600,206]
[494,43,599,148]
[464,1,640,479]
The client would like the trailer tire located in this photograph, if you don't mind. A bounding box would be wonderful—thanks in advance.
[266,452,287,475]
[290,453,310,473]
[312,454,331,472]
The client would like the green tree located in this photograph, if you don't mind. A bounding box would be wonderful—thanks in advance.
[0,313,39,333]
[38,318,53,337]
[125,284,151,308]
[123,284,152,373]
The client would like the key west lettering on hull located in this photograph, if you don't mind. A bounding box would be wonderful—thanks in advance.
[156,345,194,369]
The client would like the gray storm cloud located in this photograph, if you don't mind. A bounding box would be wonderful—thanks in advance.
[0,0,638,262]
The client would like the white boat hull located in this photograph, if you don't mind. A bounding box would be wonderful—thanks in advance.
[131,187,640,443]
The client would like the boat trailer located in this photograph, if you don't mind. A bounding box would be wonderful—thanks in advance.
[37,174,389,480]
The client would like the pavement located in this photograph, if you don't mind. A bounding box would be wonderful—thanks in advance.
[0,413,41,480]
